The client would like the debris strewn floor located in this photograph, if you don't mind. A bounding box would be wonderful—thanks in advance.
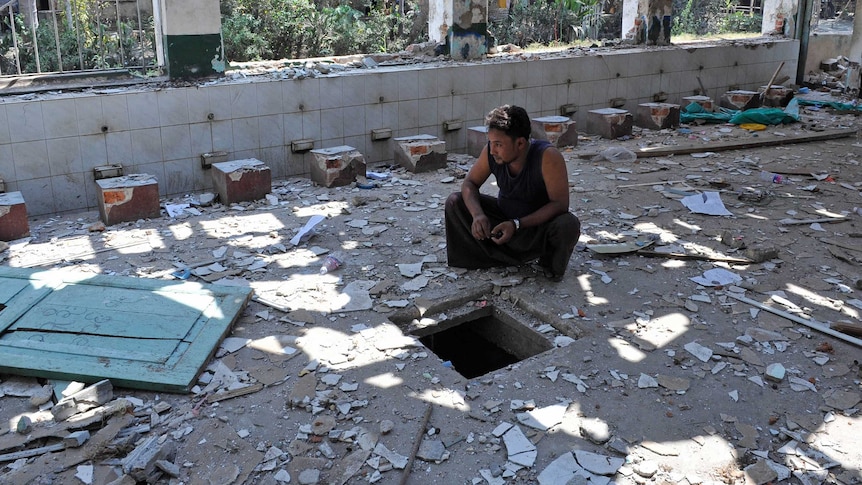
[1,100,861,485]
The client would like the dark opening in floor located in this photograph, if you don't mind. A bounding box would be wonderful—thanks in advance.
[417,308,552,379]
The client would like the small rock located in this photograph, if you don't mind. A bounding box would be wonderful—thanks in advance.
[155,460,180,478]
[744,460,777,485]
[16,416,31,434]
[765,363,786,382]
[416,440,447,462]
[637,373,658,389]
[634,460,658,478]
[380,419,395,434]
[580,418,611,444]
[198,192,216,206]
[274,469,291,483]
[298,468,320,485]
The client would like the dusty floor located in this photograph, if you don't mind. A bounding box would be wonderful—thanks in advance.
[1,101,861,485]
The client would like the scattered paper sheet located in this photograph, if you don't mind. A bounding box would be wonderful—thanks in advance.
[290,214,326,246]
[681,191,733,216]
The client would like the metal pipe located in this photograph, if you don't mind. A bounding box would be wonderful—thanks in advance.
[115,0,124,66]
[9,6,21,74]
[796,0,814,85]
[50,0,64,72]
[72,0,83,70]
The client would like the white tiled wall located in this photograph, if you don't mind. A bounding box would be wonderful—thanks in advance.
[0,39,799,216]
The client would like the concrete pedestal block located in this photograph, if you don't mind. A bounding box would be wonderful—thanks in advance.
[96,174,161,226]
[0,191,30,241]
[211,159,272,205]
[636,103,680,130]
[586,108,632,139]
[394,135,447,173]
[531,116,578,147]
[682,95,714,112]
[759,85,793,107]
[720,90,761,111]
[310,145,366,188]
[466,126,488,158]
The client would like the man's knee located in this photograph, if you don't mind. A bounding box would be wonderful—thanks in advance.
[445,192,463,212]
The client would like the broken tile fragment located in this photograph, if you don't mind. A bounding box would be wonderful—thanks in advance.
[417,440,447,462]
[573,450,625,476]
[765,363,786,382]
[580,418,611,444]
[684,341,713,362]
[516,403,566,431]
[502,425,537,467]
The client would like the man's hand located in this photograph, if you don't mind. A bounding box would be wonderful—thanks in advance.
[489,220,516,244]
[471,213,492,240]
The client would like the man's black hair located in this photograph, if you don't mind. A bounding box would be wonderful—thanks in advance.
[485,105,531,141]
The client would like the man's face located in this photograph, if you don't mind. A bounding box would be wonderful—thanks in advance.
[487,128,524,164]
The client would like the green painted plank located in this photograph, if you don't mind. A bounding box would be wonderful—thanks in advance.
[10,301,204,339]
[0,279,30,303]
[0,266,253,392]
[0,286,52,333]
[0,330,177,363]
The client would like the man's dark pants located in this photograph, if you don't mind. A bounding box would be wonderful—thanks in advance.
[444,192,581,278]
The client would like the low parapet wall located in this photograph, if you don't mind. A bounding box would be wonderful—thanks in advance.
[0,38,799,216]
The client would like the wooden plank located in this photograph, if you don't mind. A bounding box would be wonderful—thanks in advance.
[0,332,177,363]
[635,127,857,158]
[0,267,252,393]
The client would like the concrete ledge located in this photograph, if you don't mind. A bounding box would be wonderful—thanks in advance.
[531,116,578,147]
[96,174,161,226]
[394,135,447,173]
[211,159,272,205]
[310,146,366,187]
[587,108,632,139]
[0,191,30,241]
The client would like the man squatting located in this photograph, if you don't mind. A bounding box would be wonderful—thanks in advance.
[444,105,581,281]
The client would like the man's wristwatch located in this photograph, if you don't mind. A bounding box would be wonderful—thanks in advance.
[512,218,520,231]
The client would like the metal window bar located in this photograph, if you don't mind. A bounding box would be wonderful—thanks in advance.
[0,0,161,78]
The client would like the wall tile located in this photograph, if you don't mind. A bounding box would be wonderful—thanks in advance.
[158,89,190,126]
[462,66,484,95]
[16,177,53,215]
[0,144,15,181]
[42,99,79,138]
[342,106,366,137]
[163,158,197,194]
[436,68,454,97]
[259,145,286,179]
[187,87,212,123]
[341,75,366,107]
[106,131,132,167]
[80,134,108,169]
[417,97,438,128]
[12,140,49,179]
[230,83,258,119]
[417,67,438,99]
[47,137,83,176]
[365,73,386,104]
[189,123,214,156]
[0,105,10,144]
[8,103,45,142]
[284,113,303,143]
[318,77,343,110]
[397,70,419,101]
[207,85,233,121]
[257,80,285,116]
[282,80,301,113]
[161,125,193,160]
[483,64,502,93]
[319,108,344,140]
[397,100,418,132]
[298,78,321,111]
[211,120,233,151]
[75,96,104,136]
[301,110,321,140]
[366,138,391,164]
[130,128,163,164]
[52,172,88,212]
[232,117,260,151]
[483,92,502,114]
[127,92,160,129]
[259,114,285,148]
[380,102,398,131]
[342,135,366,158]
[101,95,131,132]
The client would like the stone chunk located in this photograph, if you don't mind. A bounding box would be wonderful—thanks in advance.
[96,174,161,226]
[0,191,30,241]
[720,90,761,111]
[394,135,447,173]
[416,439,447,462]
[310,145,366,187]
[586,108,632,139]
[211,159,272,205]
[531,116,578,147]
[765,363,786,382]
[52,379,114,421]
[636,102,680,130]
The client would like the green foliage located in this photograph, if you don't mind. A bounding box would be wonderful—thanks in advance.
[221,0,422,62]
[489,0,605,47]
[673,0,762,35]
[0,1,157,75]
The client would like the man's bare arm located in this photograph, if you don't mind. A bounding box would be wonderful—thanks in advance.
[462,145,493,239]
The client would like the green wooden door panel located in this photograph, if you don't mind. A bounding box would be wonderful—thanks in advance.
[0,266,252,392]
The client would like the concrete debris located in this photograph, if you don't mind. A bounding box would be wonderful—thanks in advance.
[3,104,862,483]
